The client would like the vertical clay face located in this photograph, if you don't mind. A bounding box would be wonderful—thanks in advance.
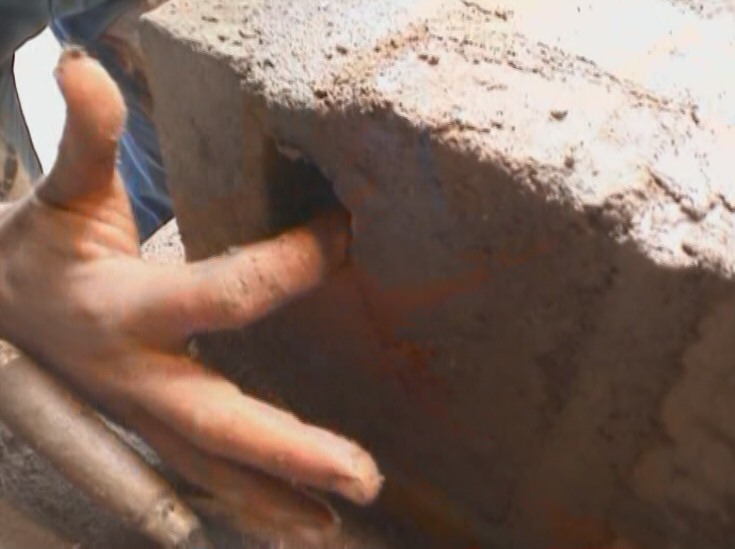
[212,119,726,549]
[141,1,735,547]
[187,108,729,547]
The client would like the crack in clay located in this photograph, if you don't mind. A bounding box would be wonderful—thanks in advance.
[648,168,710,222]
[459,0,513,20]
[718,193,735,214]
[434,119,492,135]
[459,0,493,16]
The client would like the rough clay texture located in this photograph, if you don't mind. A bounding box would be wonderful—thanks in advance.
[140,1,735,548]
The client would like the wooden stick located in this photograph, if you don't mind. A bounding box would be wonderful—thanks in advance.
[0,341,210,549]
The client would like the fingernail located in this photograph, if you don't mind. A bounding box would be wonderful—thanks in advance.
[60,45,87,63]
[314,431,382,503]
[54,46,87,88]
[344,450,383,504]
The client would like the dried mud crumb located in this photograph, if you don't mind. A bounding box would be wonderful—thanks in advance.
[681,242,698,257]
[690,108,701,125]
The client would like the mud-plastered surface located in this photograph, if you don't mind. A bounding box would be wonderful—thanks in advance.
[137,1,735,547]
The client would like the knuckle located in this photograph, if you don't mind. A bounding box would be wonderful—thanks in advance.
[189,407,231,452]
[214,267,252,321]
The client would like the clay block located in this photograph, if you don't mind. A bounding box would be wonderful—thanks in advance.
[141,1,735,547]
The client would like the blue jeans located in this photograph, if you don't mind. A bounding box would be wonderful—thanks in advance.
[0,0,173,240]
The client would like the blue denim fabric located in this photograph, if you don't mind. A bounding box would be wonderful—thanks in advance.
[0,0,173,240]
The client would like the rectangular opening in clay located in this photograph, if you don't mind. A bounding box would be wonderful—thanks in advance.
[262,136,347,233]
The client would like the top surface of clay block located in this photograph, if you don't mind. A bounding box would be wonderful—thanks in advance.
[143,0,448,101]
[144,0,735,135]
[143,0,735,274]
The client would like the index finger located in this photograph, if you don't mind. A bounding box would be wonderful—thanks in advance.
[140,208,351,344]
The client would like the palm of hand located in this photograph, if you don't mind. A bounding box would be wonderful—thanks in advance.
[0,49,380,508]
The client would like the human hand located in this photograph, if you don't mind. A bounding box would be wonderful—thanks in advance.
[0,48,381,506]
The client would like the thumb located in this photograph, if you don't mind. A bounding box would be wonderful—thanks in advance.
[39,47,127,207]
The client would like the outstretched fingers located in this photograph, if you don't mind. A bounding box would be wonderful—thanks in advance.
[125,352,382,505]
[128,409,341,545]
